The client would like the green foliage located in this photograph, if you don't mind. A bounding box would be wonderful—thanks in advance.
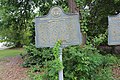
[75,0,120,45]
[87,31,107,47]
[0,0,69,47]
[80,9,89,34]
[52,40,62,59]
[75,0,90,35]
[0,0,34,47]
[94,68,114,80]
[2,0,119,79]
[22,44,53,67]
[23,41,63,80]
[0,0,120,47]
[63,45,118,80]
[23,43,119,80]
[42,40,63,80]
[89,0,120,39]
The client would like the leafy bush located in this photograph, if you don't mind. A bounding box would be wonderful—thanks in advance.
[22,44,54,67]
[22,44,119,80]
[63,45,117,80]
[25,41,63,80]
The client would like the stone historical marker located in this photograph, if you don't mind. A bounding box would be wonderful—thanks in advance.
[35,6,82,80]
[108,14,120,45]
[35,6,82,48]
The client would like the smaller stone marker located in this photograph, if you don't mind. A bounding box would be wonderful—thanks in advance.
[35,6,82,80]
[108,14,120,45]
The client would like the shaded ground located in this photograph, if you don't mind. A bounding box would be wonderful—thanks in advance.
[0,56,30,80]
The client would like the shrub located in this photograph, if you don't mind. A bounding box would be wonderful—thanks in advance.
[25,41,63,80]
[22,44,119,80]
[22,44,54,67]
[63,45,116,80]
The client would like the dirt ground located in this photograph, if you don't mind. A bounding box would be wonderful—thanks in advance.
[0,56,30,80]
[113,66,120,80]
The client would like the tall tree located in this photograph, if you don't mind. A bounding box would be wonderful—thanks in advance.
[67,0,79,13]
[67,0,88,45]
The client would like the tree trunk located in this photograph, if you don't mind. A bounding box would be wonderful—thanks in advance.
[67,0,79,13]
[67,0,86,45]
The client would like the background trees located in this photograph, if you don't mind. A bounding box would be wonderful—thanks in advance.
[0,0,119,79]
[0,0,66,47]
[0,0,34,47]
[0,0,120,47]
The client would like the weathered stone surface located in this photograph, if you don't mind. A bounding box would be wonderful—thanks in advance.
[35,6,82,48]
[108,14,120,45]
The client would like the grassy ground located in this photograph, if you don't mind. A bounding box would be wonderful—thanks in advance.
[0,48,24,58]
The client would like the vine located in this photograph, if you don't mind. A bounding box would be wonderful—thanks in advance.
[80,9,90,34]
[29,40,64,80]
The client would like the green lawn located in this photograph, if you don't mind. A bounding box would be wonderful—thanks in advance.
[0,48,24,58]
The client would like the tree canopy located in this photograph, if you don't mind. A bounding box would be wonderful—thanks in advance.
[0,0,120,47]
